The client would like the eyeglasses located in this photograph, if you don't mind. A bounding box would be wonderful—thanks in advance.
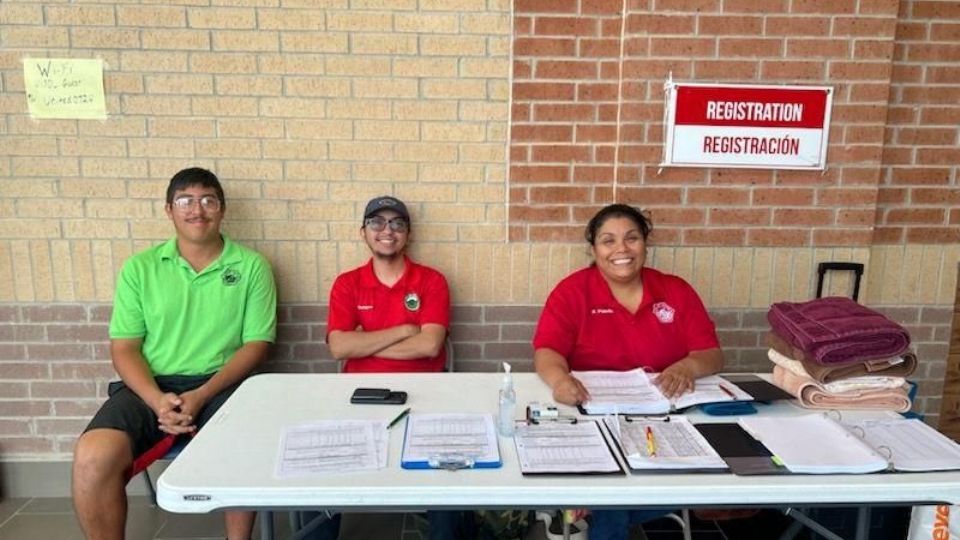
[172,195,221,212]
[364,216,409,232]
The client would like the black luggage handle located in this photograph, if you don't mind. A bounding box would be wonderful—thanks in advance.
[815,262,864,301]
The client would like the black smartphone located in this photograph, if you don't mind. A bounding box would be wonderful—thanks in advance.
[350,387,408,405]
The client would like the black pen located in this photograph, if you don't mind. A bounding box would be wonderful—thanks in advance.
[387,407,411,429]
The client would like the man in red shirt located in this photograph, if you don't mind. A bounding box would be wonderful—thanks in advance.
[327,195,449,372]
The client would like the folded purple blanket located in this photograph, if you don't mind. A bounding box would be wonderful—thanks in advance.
[767,296,911,365]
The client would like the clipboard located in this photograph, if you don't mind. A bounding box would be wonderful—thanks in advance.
[604,416,728,474]
[400,413,502,470]
[693,423,790,476]
[513,420,625,476]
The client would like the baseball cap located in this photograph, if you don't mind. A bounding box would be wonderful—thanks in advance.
[363,196,410,222]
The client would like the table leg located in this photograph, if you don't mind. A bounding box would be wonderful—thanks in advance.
[259,510,274,540]
[854,506,871,540]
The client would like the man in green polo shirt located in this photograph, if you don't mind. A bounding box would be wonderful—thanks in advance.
[71,168,277,540]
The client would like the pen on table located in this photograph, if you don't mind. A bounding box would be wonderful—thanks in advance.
[645,426,657,457]
[387,407,411,429]
[719,383,737,399]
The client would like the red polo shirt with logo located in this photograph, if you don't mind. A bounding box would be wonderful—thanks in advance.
[533,266,719,372]
[327,256,449,373]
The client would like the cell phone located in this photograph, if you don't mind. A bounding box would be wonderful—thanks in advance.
[350,387,408,405]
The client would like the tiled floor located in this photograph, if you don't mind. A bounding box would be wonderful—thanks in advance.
[0,497,911,540]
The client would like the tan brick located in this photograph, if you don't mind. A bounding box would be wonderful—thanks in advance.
[284,161,350,182]
[462,13,511,34]
[45,5,115,25]
[17,199,84,219]
[122,95,191,115]
[195,139,261,159]
[460,58,509,78]
[257,54,325,75]
[63,220,129,239]
[420,0,486,10]
[190,52,258,73]
[393,101,458,120]
[264,182,329,200]
[217,161,283,181]
[192,96,259,116]
[148,118,215,138]
[127,139,195,159]
[351,33,418,55]
[129,220,171,240]
[394,13,458,33]
[290,201,354,220]
[80,158,148,179]
[258,9,326,31]
[217,118,284,138]
[0,221,62,239]
[422,123,486,142]
[4,137,59,156]
[187,7,255,28]
[286,77,351,97]
[0,4,43,24]
[420,35,486,56]
[120,51,188,72]
[145,74,213,95]
[262,141,331,160]
[211,75,282,96]
[395,142,458,162]
[264,221,330,240]
[324,99,388,119]
[12,157,79,178]
[3,27,69,48]
[86,199,154,219]
[461,144,506,163]
[460,102,508,121]
[352,0,415,9]
[422,79,487,99]
[355,120,420,141]
[329,142,394,161]
[117,6,185,27]
[349,162,415,183]
[326,56,391,76]
[141,28,210,50]
[394,184,457,202]
[213,30,280,51]
[420,164,485,183]
[285,119,353,140]
[0,179,57,198]
[393,58,458,77]
[260,97,327,118]
[352,78,418,98]
[328,12,393,31]
[281,33,349,53]
[72,28,140,49]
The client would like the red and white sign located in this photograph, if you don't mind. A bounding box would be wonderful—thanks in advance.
[661,82,833,170]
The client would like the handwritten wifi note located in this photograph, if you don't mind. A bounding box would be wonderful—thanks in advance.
[24,58,107,119]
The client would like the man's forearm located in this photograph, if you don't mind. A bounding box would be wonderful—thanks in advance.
[111,340,164,411]
[375,332,443,360]
[195,341,270,402]
[327,325,417,360]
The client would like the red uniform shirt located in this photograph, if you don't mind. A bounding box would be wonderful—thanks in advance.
[533,266,719,372]
[327,256,449,373]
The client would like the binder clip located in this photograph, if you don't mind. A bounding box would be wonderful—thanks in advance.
[428,454,475,470]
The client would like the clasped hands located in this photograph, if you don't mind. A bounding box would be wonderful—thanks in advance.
[551,363,697,406]
[153,389,208,435]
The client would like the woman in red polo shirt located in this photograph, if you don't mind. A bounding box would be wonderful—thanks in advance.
[533,203,724,540]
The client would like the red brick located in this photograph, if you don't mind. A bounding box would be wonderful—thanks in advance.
[812,229,874,246]
[577,83,619,101]
[509,205,570,221]
[655,0,718,10]
[907,44,960,62]
[597,103,619,121]
[513,82,576,100]
[512,103,530,122]
[533,104,596,122]
[897,127,957,146]
[905,227,960,243]
[832,104,888,123]
[872,227,903,243]
[601,18,623,37]
[722,0,787,12]
[773,208,834,226]
[623,59,692,78]
[885,208,944,224]
[644,208,704,226]
[529,225,582,241]
[687,188,750,205]
[752,188,815,205]
[892,64,922,84]
[853,40,895,60]
[575,125,618,142]
[858,0,899,15]
[836,209,877,226]
[623,37,649,56]
[580,39,621,57]
[582,0,623,15]
[53,400,104,416]
[27,344,91,360]
[785,39,849,58]
[22,305,87,322]
[816,188,877,205]
[511,165,570,183]
[845,125,886,145]
[709,208,770,225]
[515,16,532,34]
[901,86,960,105]
[761,60,825,79]
[841,166,881,185]
[619,145,661,164]
[881,147,913,165]
[876,187,907,204]
[698,15,762,35]
[535,60,599,79]
[919,107,960,124]
[530,186,593,203]
[651,37,716,57]
[641,165,706,184]
[683,228,745,245]
[514,60,532,78]
[912,1,960,18]
[895,22,927,41]
[832,16,897,37]
[514,37,576,56]
[777,168,838,185]
[51,362,117,380]
[926,66,960,84]
[512,125,573,142]
[694,60,758,79]
[626,14,695,34]
[511,145,529,161]
[913,188,960,205]
[619,103,660,121]
[46,324,109,342]
[720,38,783,57]
[0,363,49,379]
[599,61,620,79]
[31,381,98,398]
[531,145,593,163]
[765,16,830,37]
[917,148,960,165]
[516,0,578,14]
[792,0,855,14]
[891,168,951,185]
[573,165,616,182]
[747,229,810,246]
[535,16,599,37]
[615,187,684,204]
[930,23,960,41]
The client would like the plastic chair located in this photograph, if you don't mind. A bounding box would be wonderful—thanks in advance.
[142,436,190,506]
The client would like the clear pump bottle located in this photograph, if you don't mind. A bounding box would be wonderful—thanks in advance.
[498,362,516,436]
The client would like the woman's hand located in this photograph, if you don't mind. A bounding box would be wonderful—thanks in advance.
[551,373,591,406]
[655,362,696,398]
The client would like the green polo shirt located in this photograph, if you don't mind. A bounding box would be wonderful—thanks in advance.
[109,236,277,376]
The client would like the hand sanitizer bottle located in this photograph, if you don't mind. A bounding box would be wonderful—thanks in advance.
[498,362,516,437]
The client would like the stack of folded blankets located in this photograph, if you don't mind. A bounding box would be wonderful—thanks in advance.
[766,296,916,413]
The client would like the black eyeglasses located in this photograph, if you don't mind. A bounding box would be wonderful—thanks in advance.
[364,216,409,232]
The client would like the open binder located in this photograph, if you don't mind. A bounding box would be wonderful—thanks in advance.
[840,417,960,472]
[604,415,727,473]
[400,413,502,470]
[574,370,755,415]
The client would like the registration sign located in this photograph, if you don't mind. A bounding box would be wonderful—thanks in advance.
[661,81,833,170]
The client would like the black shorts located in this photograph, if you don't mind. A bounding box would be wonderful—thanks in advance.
[84,374,240,460]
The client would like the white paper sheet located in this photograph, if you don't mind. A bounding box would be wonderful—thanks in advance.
[605,415,726,470]
[844,418,960,472]
[401,413,500,467]
[275,420,387,478]
[513,420,621,474]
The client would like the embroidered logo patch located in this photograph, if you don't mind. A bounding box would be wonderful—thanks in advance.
[404,292,420,312]
[652,302,675,323]
[221,269,241,286]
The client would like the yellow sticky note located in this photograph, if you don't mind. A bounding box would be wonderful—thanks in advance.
[23,58,107,120]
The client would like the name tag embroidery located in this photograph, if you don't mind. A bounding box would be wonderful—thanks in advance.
[357,305,373,310]
[590,308,615,315]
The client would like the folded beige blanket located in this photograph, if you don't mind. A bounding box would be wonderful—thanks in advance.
[767,349,905,393]
[767,331,918,384]
[772,365,912,413]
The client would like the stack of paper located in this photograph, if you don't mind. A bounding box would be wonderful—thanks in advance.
[842,418,960,472]
[575,370,753,415]
[513,420,622,475]
[604,416,726,471]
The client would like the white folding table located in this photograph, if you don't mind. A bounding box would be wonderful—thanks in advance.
[157,373,960,539]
